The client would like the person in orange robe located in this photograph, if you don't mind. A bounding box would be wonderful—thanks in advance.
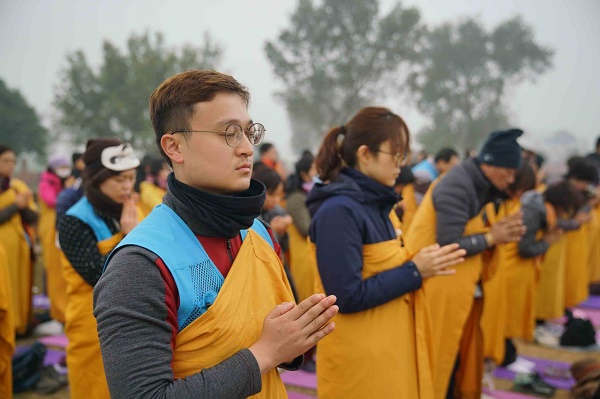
[308,107,466,399]
[58,138,142,399]
[93,70,339,398]
[38,155,71,323]
[0,244,15,398]
[0,145,38,336]
[405,129,526,399]
[563,157,598,308]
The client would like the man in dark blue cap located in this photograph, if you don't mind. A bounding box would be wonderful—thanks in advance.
[405,128,526,399]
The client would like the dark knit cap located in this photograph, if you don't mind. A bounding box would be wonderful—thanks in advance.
[566,156,599,185]
[83,138,124,187]
[477,128,523,169]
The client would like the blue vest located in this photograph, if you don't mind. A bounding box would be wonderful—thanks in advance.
[105,204,273,331]
[66,197,113,241]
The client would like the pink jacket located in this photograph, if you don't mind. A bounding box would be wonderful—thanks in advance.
[38,170,63,209]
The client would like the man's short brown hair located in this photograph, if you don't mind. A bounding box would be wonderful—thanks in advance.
[149,70,250,162]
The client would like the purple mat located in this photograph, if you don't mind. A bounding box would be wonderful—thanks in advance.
[494,356,575,390]
[483,388,540,398]
[39,334,68,348]
[280,370,317,389]
[33,294,50,310]
[287,391,316,399]
[578,295,600,310]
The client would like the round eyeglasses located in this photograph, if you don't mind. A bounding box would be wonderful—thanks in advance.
[172,123,266,148]
[376,149,408,165]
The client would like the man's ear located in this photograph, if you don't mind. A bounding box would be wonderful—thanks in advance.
[161,134,184,165]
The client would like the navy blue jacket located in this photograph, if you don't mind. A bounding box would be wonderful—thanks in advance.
[307,167,422,314]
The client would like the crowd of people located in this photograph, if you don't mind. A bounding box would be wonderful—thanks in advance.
[0,69,599,399]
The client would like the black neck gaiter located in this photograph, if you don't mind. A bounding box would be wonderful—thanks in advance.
[163,173,266,239]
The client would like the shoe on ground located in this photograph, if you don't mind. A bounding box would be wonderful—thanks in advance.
[507,357,536,374]
[32,320,64,337]
[534,325,559,347]
[34,365,69,394]
[513,371,556,397]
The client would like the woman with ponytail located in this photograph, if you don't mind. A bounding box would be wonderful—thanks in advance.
[306,107,466,398]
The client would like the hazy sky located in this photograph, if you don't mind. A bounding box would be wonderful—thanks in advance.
[1,0,599,162]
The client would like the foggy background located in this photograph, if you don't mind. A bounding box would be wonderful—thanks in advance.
[1,0,599,171]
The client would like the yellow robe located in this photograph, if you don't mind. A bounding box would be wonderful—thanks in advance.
[0,244,15,399]
[139,181,166,218]
[311,239,432,399]
[588,204,600,283]
[405,186,491,399]
[400,183,418,231]
[62,231,123,399]
[38,200,67,322]
[564,222,591,308]
[287,224,317,302]
[0,178,36,335]
[503,203,556,341]
[535,235,568,321]
[172,229,294,398]
[480,199,519,365]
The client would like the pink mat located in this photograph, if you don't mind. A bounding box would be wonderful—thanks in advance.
[483,388,540,398]
[573,307,600,326]
[287,391,316,399]
[39,334,68,348]
[280,370,317,389]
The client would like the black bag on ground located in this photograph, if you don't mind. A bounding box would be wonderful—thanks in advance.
[12,341,47,393]
[560,311,597,347]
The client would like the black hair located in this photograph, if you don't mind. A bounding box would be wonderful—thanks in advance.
[259,142,274,156]
[508,161,536,193]
[434,147,458,163]
[544,181,585,216]
[395,167,415,186]
[252,166,282,193]
[0,145,14,156]
[285,153,314,194]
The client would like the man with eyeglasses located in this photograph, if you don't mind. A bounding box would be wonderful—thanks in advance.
[94,70,338,398]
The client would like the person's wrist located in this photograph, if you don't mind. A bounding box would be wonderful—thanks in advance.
[484,232,495,248]
[249,343,276,375]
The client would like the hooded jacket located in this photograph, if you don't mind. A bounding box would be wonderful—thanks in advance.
[307,167,422,314]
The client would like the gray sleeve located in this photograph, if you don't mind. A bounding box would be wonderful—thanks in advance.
[19,207,39,225]
[0,203,19,224]
[432,180,488,256]
[556,218,580,231]
[93,246,262,399]
[518,206,549,258]
[286,192,311,236]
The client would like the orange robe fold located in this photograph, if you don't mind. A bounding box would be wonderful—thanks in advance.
[0,244,15,398]
[38,200,67,322]
[405,184,491,399]
[311,238,433,399]
[172,229,294,398]
[0,179,36,335]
